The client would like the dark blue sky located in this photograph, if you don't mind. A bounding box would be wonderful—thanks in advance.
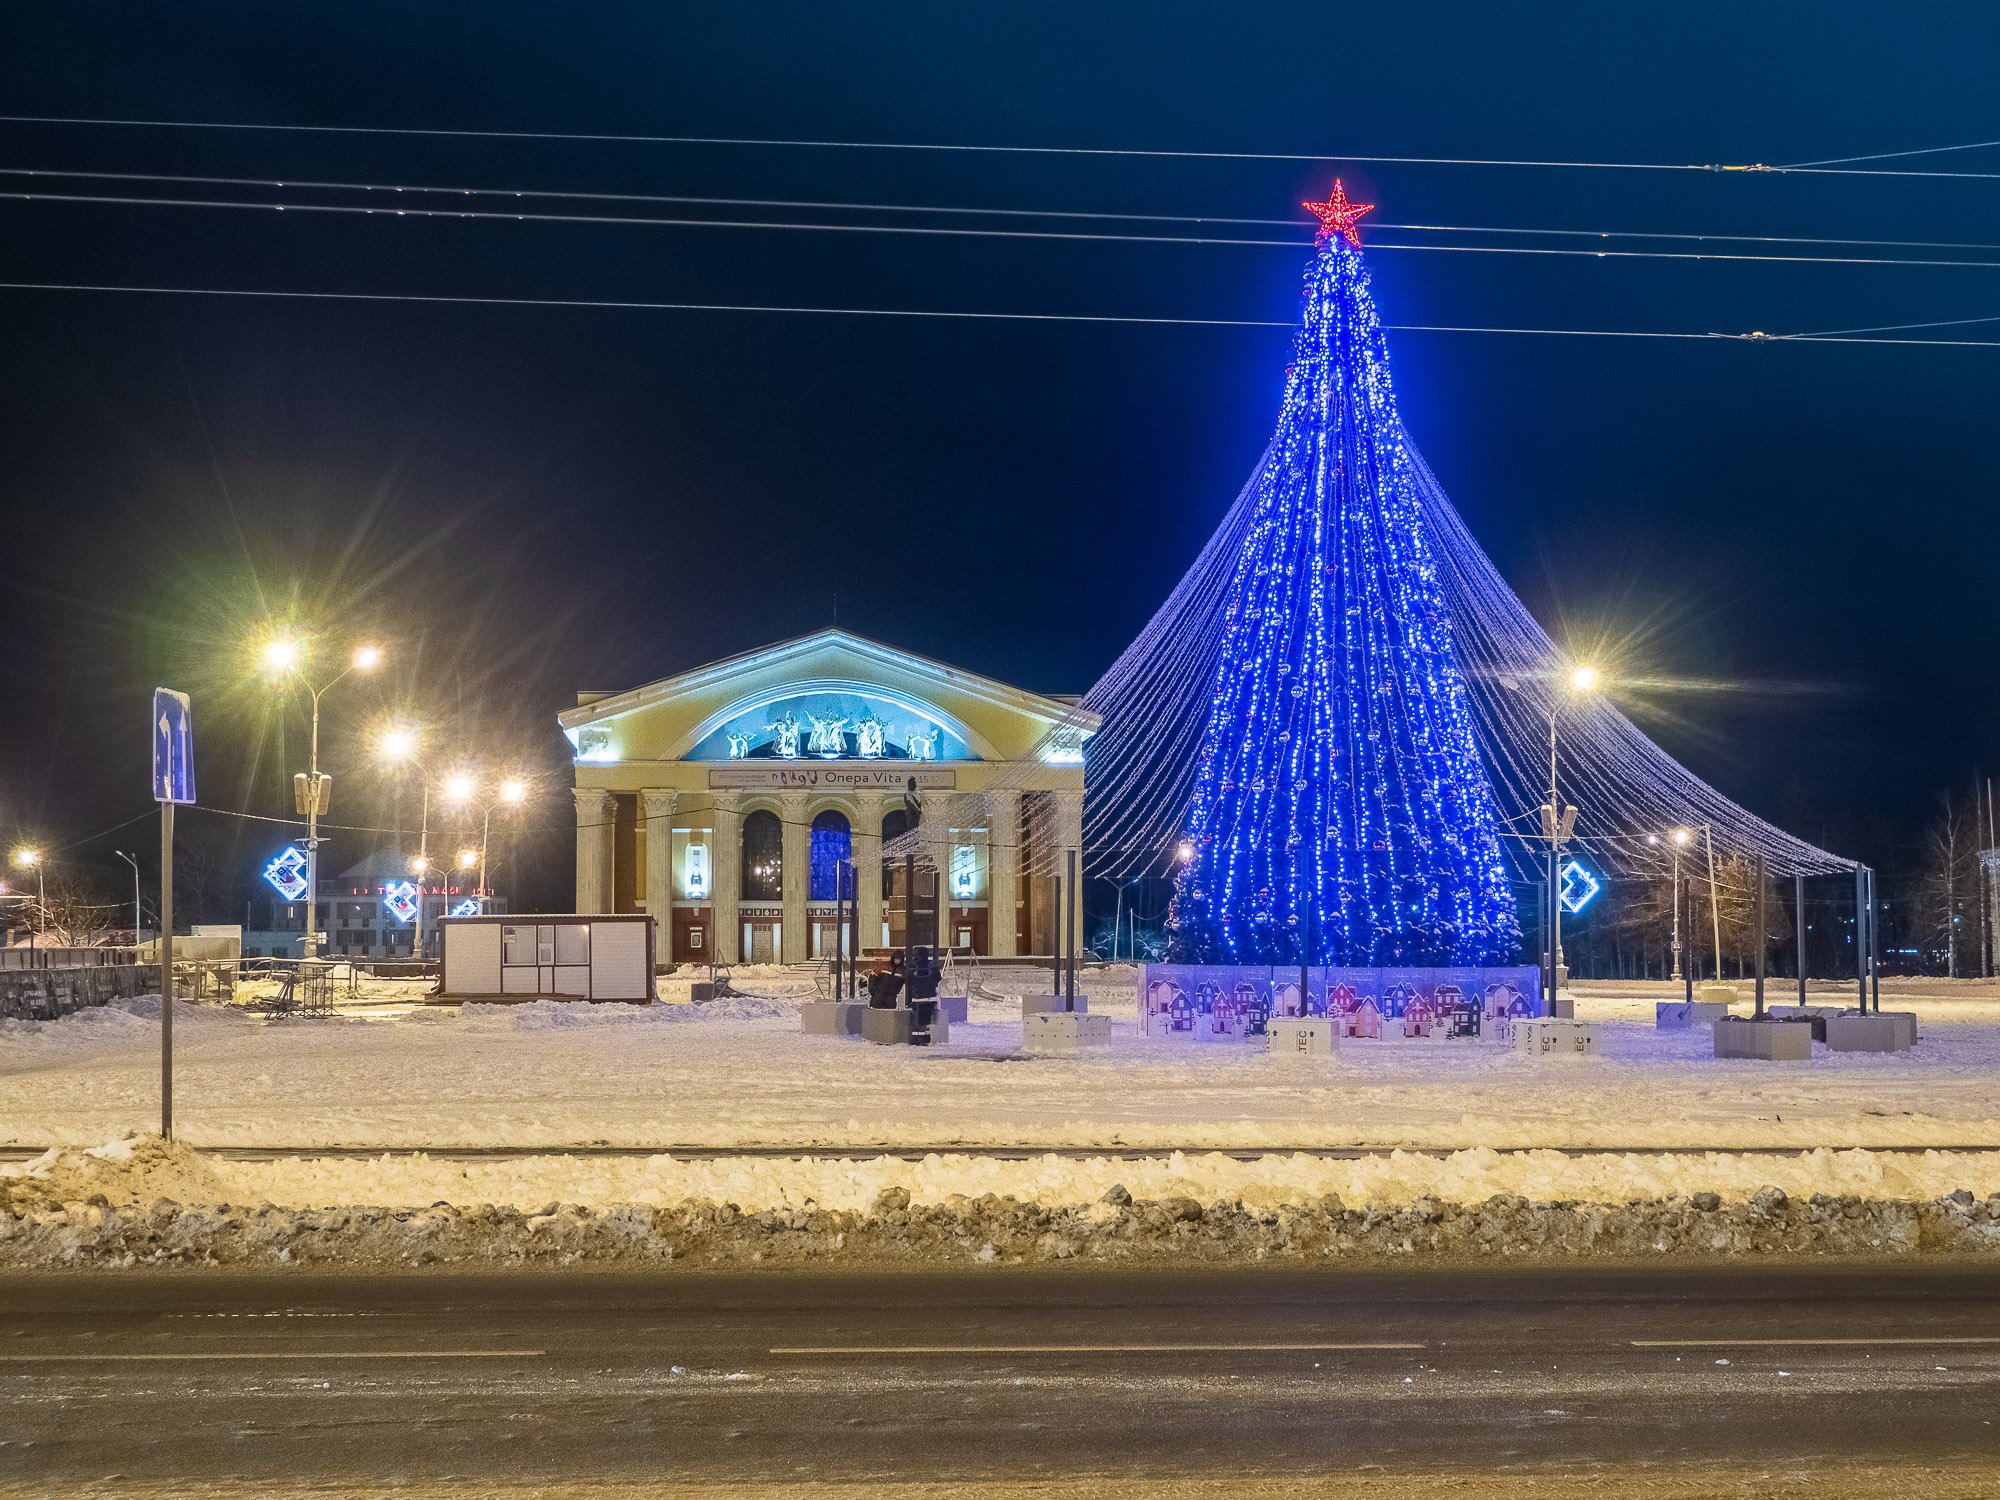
[1,3,1994,911]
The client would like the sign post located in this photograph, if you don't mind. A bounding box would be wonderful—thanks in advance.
[152,688,195,1140]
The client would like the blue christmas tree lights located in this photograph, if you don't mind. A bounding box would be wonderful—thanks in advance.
[1167,185,1519,966]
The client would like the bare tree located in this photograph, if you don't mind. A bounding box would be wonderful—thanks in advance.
[1922,791,1980,977]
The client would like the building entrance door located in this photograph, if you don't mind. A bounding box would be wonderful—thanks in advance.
[747,922,777,964]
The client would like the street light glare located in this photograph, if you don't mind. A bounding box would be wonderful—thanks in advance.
[12,848,39,869]
[1175,839,1196,864]
[499,778,527,805]
[379,727,418,762]
[457,849,478,870]
[409,854,430,875]
[1671,827,1693,847]
[260,638,301,673]
[1567,664,1601,694]
[442,774,476,803]
[351,644,384,672]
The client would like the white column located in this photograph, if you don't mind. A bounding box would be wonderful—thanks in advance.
[779,790,811,963]
[573,787,615,913]
[987,789,1021,957]
[852,790,884,954]
[709,790,741,964]
[642,789,676,963]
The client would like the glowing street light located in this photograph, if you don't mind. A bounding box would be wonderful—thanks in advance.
[1544,662,1605,993]
[457,849,478,871]
[442,773,476,805]
[499,778,527,805]
[11,848,44,952]
[1176,839,1195,864]
[378,726,418,764]
[256,631,388,958]
[408,854,430,876]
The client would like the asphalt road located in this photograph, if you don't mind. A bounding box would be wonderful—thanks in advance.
[3,1266,1998,1495]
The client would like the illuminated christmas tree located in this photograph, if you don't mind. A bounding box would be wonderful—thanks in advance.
[1167,183,1519,966]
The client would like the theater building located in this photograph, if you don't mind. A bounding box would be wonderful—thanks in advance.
[560,630,1096,965]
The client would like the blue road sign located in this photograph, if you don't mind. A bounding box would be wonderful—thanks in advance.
[152,688,195,805]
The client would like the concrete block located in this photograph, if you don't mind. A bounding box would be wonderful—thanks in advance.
[861,1007,914,1046]
[1267,1017,1337,1056]
[1022,992,1086,1017]
[689,981,718,1004]
[1824,1013,1915,1053]
[936,994,969,1024]
[801,1001,866,1037]
[1656,1000,1735,1030]
[1024,1011,1111,1054]
[1548,996,1576,1019]
[1511,1018,1598,1057]
[1696,983,1739,1008]
[1714,1016,1813,1061]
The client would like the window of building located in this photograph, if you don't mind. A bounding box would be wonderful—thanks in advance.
[741,809,783,901]
[809,810,852,901]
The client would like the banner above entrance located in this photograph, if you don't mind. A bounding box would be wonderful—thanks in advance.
[708,764,959,791]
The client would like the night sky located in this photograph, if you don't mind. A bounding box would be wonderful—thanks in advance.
[1,4,1995,921]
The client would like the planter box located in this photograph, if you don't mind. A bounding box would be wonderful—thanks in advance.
[861,1007,913,1046]
[1025,1012,1111,1053]
[801,1001,867,1037]
[1511,1018,1598,1056]
[1714,1016,1813,1061]
[1825,1013,1916,1053]
[1657,1000,1735,1030]
[1267,1018,1337,1056]
[1022,992,1086,1017]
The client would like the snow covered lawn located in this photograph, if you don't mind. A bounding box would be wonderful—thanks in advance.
[5,967,2000,1152]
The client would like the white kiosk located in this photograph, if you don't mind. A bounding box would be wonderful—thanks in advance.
[439,914,655,1003]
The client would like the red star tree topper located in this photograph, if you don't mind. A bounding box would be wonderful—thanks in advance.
[1301,180,1375,247]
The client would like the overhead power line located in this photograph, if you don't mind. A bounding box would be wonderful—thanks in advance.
[6,166,1999,254]
[1783,137,2000,169]
[2,279,1996,346]
[5,114,2000,179]
[7,186,2000,270]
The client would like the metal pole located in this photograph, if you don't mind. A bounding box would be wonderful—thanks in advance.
[834,857,847,1000]
[1855,864,1868,1013]
[117,849,141,945]
[480,806,493,915]
[413,781,429,963]
[1703,826,1722,982]
[1752,853,1766,1018]
[1669,845,1682,982]
[1868,866,1882,1013]
[902,848,915,990]
[1681,860,1694,1004]
[1065,848,1078,1006]
[1795,873,1807,1007]
[160,800,174,1140]
[304,688,320,957]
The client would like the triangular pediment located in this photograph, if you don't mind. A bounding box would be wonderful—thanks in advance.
[559,630,1096,766]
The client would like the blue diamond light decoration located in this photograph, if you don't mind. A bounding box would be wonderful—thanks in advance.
[449,898,482,918]
[262,846,310,902]
[382,880,419,925]
[1558,857,1601,915]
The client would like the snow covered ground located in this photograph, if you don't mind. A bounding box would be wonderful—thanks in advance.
[5,966,2000,1154]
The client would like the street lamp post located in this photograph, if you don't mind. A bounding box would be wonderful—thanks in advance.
[260,637,383,959]
[377,726,438,961]
[444,775,528,915]
[11,849,43,952]
[115,848,142,945]
[1545,664,1599,991]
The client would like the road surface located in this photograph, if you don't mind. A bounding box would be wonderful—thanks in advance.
[3,1265,1998,1496]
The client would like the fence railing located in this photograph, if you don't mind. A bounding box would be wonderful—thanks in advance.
[0,946,141,971]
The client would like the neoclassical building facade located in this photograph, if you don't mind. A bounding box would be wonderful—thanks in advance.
[560,630,1096,965]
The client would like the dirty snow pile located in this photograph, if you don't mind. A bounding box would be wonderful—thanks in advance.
[7,1136,2000,1270]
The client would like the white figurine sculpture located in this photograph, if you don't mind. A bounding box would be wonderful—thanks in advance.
[805,712,849,758]
[766,712,802,759]
[907,727,941,762]
[725,731,752,759]
[855,717,888,758]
